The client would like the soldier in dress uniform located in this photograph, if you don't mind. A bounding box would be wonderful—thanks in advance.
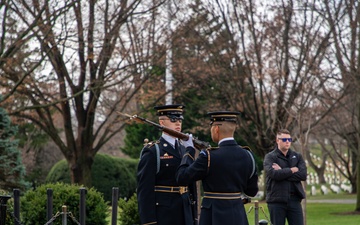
[137,104,198,225]
[176,111,259,225]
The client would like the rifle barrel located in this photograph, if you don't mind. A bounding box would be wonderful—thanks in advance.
[132,115,210,150]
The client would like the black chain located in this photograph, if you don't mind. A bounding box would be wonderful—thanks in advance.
[8,210,25,225]
[43,211,81,225]
[8,209,81,225]
[68,212,81,225]
[247,205,273,225]
[43,211,62,225]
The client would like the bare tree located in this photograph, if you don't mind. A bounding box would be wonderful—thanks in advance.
[164,2,345,223]
[0,0,169,186]
[311,0,360,211]
[171,1,340,157]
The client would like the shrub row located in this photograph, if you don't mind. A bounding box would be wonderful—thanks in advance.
[1,154,140,224]
[0,183,108,225]
[45,153,139,202]
[2,183,141,225]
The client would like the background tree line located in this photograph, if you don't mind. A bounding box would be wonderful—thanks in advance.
[0,0,359,213]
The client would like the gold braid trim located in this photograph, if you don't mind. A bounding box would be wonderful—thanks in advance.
[143,222,157,225]
[207,149,210,173]
[183,152,195,161]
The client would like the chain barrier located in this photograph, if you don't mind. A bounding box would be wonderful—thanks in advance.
[44,211,62,225]
[247,206,254,214]
[259,206,272,224]
[8,210,25,225]
[246,203,273,225]
[7,209,81,225]
[68,212,81,225]
[43,211,81,225]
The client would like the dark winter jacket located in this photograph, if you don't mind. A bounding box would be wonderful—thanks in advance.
[263,147,307,203]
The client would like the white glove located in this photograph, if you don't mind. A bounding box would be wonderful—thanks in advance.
[181,134,194,148]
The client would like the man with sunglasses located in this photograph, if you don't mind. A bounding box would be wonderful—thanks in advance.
[137,104,198,225]
[175,111,258,225]
[263,129,307,225]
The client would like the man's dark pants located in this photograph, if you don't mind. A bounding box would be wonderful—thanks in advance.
[267,196,304,225]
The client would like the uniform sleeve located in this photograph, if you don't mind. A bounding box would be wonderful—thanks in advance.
[176,147,208,185]
[137,146,157,225]
[244,151,259,197]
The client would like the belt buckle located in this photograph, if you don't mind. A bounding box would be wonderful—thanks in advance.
[179,186,186,195]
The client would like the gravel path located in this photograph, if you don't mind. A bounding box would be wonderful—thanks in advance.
[306,199,356,204]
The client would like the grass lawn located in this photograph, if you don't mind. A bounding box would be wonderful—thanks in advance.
[245,193,359,225]
[245,201,359,225]
[111,193,359,225]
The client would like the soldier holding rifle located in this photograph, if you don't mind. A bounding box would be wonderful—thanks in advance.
[175,111,259,225]
[136,104,198,225]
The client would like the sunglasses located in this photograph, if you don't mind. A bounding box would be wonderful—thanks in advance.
[160,117,183,123]
[278,138,292,142]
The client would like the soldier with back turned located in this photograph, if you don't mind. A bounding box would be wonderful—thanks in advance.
[176,111,258,225]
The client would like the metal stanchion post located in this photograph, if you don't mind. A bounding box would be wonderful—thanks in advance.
[111,187,119,225]
[254,200,259,225]
[79,188,86,225]
[62,205,67,225]
[13,189,20,225]
[0,195,11,225]
[47,189,53,225]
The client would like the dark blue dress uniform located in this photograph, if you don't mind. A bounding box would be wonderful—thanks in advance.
[176,111,259,225]
[137,105,197,225]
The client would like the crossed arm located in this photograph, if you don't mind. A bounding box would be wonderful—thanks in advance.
[264,154,307,182]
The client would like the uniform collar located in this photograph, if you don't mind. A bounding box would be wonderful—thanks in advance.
[162,133,177,147]
[218,137,235,145]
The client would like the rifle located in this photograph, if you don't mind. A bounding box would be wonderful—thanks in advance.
[129,114,211,150]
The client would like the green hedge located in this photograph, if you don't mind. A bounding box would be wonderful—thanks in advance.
[21,183,108,225]
[119,192,141,225]
[0,189,14,225]
[46,154,138,202]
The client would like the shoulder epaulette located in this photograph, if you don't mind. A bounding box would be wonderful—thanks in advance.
[144,140,159,148]
[241,145,252,151]
[140,139,161,174]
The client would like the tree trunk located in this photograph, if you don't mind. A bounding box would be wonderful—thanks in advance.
[356,109,360,210]
[305,149,326,184]
[69,154,94,187]
[356,84,360,211]
[356,158,360,211]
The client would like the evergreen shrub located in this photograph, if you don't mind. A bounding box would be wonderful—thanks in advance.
[0,189,14,225]
[46,154,138,202]
[118,192,140,225]
[21,183,108,225]
[0,106,28,190]
[121,122,159,158]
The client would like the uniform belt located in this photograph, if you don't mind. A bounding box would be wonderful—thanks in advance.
[154,186,188,194]
[204,192,242,199]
